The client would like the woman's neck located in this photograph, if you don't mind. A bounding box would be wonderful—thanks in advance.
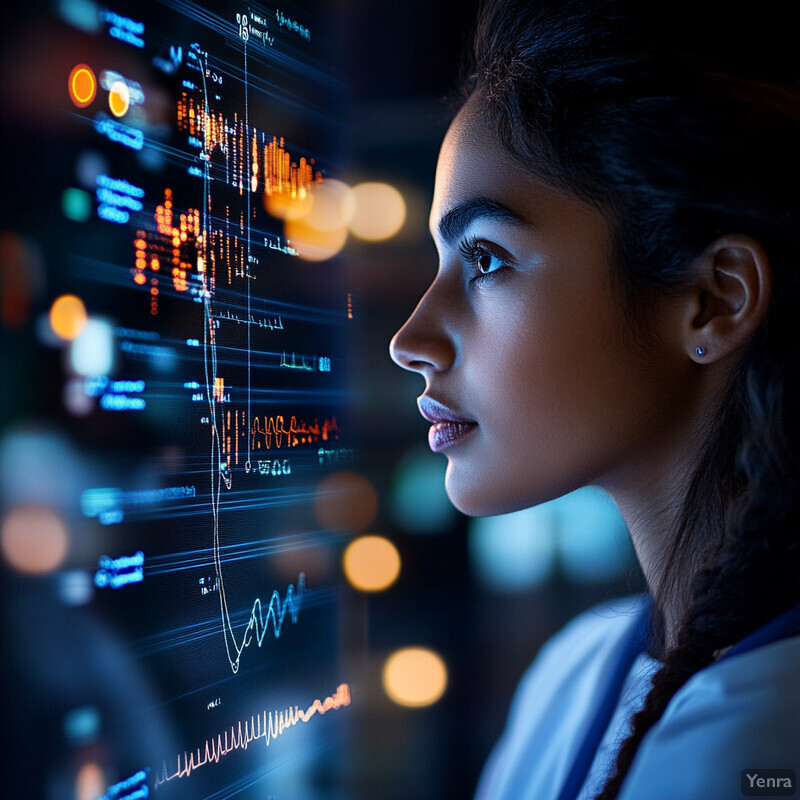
[598,373,731,649]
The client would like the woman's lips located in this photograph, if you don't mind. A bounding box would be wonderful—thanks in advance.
[417,396,478,453]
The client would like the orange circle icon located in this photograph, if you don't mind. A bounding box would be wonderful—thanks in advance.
[108,80,130,118]
[68,64,97,108]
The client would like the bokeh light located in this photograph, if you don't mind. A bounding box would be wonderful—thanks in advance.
[0,427,84,511]
[75,761,106,800]
[284,218,347,261]
[382,647,448,708]
[68,63,96,108]
[314,471,378,533]
[58,0,100,33]
[58,570,94,605]
[50,294,88,340]
[284,179,352,261]
[265,190,313,221]
[63,377,95,416]
[108,80,130,117]
[468,505,558,593]
[468,488,632,592]
[63,706,101,745]
[343,535,401,592]
[553,487,631,582]
[302,179,353,232]
[76,150,108,189]
[70,317,114,375]
[1,505,69,574]
[62,188,92,222]
[348,182,406,241]
[390,446,455,534]
[0,230,44,329]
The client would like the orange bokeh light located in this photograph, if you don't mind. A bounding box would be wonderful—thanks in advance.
[343,535,401,592]
[49,294,87,340]
[348,182,406,241]
[382,647,448,708]
[1,505,70,575]
[265,190,313,221]
[284,217,347,262]
[68,64,97,108]
[314,471,378,533]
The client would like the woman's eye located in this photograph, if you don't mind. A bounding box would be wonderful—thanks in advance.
[458,238,511,282]
[475,250,503,274]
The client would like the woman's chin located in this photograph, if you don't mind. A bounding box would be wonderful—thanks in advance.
[444,461,585,519]
[444,467,525,518]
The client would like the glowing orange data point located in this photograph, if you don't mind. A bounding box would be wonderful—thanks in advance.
[68,64,96,108]
[108,80,130,118]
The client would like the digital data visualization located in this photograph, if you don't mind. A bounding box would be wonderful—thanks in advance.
[1,1,355,797]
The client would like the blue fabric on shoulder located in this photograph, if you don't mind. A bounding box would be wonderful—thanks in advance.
[554,595,653,800]
[556,597,800,800]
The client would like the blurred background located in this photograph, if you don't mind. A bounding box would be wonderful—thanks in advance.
[1,0,645,798]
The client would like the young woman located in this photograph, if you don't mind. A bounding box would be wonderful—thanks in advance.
[389,1,800,798]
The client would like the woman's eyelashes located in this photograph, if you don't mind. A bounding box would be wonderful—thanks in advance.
[457,236,514,284]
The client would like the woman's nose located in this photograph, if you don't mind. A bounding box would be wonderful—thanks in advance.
[389,281,456,374]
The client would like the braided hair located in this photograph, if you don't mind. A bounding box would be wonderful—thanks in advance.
[464,1,800,797]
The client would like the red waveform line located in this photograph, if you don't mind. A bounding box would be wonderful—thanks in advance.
[251,415,338,450]
[153,683,351,788]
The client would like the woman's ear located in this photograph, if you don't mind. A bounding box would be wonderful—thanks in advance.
[681,234,772,363]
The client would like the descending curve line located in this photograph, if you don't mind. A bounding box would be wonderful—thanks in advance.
[154,683,351,789]
[198,44,304,675]
[244,34,253,475]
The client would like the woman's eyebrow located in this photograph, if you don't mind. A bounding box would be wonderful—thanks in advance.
[435,196,528,245]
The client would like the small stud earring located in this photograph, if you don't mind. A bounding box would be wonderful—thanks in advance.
[695,346,706,357]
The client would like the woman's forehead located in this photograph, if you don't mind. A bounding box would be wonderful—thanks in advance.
[429,97,519,234]
[430,96,607,246]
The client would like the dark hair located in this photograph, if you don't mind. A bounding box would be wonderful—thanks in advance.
[465,1,800,797]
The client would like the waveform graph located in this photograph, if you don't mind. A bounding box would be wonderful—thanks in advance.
[154,684,351,795]
[199,256,344,677]
[251,414,339,452]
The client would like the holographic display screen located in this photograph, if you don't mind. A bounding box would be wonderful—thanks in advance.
[1,1,351,797]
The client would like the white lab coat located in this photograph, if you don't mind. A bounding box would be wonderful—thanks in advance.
[474,595,800,800]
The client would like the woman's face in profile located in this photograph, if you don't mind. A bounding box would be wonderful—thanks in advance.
[390,93,694,517]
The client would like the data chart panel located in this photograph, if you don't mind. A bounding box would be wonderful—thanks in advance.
[2,2,352,798]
